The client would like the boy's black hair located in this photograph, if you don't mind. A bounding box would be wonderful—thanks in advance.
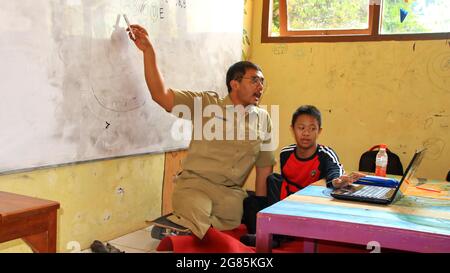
[226,61,262,93]
[291,105,322,128]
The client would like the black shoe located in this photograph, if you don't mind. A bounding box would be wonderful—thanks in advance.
[151,226,166,240]
[90,240,125,253]
[105,243,125,253]
[90,240,109,253]
[239,234,280,248]
[240,234,256,247]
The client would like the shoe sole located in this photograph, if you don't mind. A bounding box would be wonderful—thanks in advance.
[148,214,190,232]
[151,225,192,240]
[151,226,166,240]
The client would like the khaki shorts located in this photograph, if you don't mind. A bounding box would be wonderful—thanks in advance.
[167,176,247,239]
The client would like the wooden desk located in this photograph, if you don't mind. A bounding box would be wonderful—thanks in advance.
[0,191,60,253]
[256,180,450,253]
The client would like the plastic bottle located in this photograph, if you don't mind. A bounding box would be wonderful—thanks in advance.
[375,144,388,177]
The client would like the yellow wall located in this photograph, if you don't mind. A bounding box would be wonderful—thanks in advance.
[0,154,164,253]
[242,0,254,61]
[251,0,449,181]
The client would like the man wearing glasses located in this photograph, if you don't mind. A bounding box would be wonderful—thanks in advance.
[129,25,275,240]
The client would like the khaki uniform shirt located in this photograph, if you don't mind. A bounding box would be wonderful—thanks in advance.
[171,89,276,188]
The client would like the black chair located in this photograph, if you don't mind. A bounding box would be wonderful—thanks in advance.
[446,170,450,182]
[358,145,404,176]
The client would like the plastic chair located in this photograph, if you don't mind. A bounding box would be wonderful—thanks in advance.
[358,145,404,176]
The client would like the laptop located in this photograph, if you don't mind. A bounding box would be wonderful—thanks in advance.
[331,148,426,205]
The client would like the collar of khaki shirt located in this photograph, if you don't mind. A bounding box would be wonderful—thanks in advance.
[222,95,258,115]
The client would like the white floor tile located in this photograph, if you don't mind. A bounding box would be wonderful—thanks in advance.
[108,227,160,252]
[80,226,168,253]
[80,243,147,253]
[107,243,147,253]
[80,248,92,253]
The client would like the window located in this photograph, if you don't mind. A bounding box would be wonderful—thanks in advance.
[380,0,450,34]
[262,0,450,42]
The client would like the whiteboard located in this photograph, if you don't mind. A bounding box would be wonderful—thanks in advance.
[0,0,243,173]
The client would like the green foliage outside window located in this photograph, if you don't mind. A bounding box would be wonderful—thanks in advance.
[271,0,449,35]
[381,0,449,34]
[287,0,368,31]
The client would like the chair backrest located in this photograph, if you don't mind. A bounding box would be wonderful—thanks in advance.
[446,170,450,182]
[358,145,404,176]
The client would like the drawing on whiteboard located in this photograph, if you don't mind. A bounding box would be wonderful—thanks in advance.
[0,0,243,173]
[89,21,147,113]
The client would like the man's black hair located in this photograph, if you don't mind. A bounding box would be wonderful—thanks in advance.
[226,61,262,93]
[291,105,322,128]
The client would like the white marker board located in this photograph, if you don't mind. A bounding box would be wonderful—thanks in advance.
[0,0,243,173]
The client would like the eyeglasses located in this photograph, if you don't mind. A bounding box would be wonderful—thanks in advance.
[241,76,264,86]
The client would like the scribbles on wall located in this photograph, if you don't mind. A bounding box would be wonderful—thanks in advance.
[242,29,251,60]
[294,48,305,60]
[427,52,450,93]
[353,45,376,74]
[262,39,448,180]
[386,111,396,124]
[401,50,450,101]
[272,44,288,55]
[326,68,338,89]
[357,45,368,57]
[398,144,408,155]
[241,0,252,61]
[422,111,449,130]
[423,138,445,160]
[433,110,449,118]
[424,117,434,129]
[290,47,316,77]
[433,111,450,129]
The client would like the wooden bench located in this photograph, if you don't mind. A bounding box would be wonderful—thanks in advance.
[0,191,60,253]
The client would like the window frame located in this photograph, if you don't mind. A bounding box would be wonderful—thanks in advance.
[262,0,450,43]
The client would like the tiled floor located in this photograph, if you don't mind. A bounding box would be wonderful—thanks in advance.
[82,225,168,253]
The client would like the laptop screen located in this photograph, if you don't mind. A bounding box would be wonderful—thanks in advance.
[398,148,426,194]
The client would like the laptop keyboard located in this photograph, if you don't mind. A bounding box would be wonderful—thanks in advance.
[351,186,391,199]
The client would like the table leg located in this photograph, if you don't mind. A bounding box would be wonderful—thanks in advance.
[23,210,57,253]
[47,210,57,252]
[303,238,316,253]
[256,231,273,253]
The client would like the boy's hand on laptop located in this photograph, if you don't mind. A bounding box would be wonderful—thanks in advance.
[332,172,366,188]
[349,172,366,180]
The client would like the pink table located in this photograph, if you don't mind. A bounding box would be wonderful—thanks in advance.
[256,182,450,253]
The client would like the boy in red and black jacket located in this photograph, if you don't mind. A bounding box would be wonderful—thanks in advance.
[241,105,364,246]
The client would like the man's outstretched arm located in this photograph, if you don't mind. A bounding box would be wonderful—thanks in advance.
[129,24,174,112]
